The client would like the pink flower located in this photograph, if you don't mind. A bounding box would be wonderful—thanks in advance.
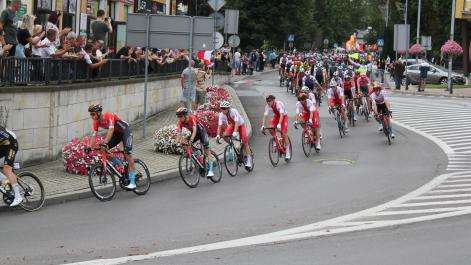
[441,40,463,56]
[409,44,425,55]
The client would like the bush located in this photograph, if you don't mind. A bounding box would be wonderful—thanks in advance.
[62,136,123,175]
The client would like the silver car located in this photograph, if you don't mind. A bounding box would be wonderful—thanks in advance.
[406,64,466,85]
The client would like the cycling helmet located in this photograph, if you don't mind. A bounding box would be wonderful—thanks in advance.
[266,94,276,101]
[344,75,351,80]
[298,93,307,101]
[176,107,189,116]
[333,71,339,76]
[88,104,103,113]
[301,86,310,92]
[299,68,305,73]
[337,65,343,70]
[220,101,231,109]
[329,80,338,87]
[373,82,382,90]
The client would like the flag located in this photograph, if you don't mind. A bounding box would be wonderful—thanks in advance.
[197,50,213,66]
[349,53,359,60]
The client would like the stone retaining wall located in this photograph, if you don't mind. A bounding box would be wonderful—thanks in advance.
[1,74,230,165]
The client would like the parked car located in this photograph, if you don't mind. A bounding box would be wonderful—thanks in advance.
[405,63,466,85]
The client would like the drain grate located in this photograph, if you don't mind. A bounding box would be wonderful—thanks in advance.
[314,159,355,165]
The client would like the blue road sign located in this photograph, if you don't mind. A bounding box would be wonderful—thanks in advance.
[377,38,384,47]
[288,34,295,42]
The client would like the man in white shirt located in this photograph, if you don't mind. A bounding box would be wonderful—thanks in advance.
[39,29,69,58]
[233,48,241,75]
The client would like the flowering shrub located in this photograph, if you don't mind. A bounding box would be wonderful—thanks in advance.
[409,44,425,56]
[153,125,190,154]
[205,87,232,113]
[441,40,463,56]
[196,110,226,137]
[62,136,123,175]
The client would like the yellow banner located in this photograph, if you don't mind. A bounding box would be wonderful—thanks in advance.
[349,53,359,60]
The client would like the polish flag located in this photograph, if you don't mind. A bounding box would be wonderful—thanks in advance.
[197,50,213,66]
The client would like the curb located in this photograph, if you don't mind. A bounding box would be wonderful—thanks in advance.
[392,89,471,98]
[0,84,253,211]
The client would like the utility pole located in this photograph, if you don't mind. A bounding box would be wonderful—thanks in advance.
[404,0,409,90]
[386,0,390,27]
[416,0,421,43]
[448,0,456,94]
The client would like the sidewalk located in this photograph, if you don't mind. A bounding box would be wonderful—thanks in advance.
[1,84,251,208]
[384,73,471,98]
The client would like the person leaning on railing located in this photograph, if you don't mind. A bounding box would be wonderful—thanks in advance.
[83,43,108,70]
[0,30,13,57]
[38,29,72,58]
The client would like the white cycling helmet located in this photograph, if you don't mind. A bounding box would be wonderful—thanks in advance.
[301,86,310,92]
[333,71,339,76]
[329,80,338,87]
[220,101,231,109]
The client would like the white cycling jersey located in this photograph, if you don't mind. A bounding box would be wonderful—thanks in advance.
[264,101,288,116]
[295,99,316,115]
[327,86,344,99]
[370,90,388,105]
[218,108,245,126]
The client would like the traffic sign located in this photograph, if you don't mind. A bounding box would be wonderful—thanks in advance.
[421,35,432,51]
[208,0,225,12]
[210,12,225,31]
[228,35,240,47]
[377,38,384,47]
[288,34,295,42]
[215,32,224,49]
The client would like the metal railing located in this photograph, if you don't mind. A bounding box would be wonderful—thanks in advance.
[0,57,229,86]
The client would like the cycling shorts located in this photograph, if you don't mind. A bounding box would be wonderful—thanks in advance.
[0,136,18,167]
[191,123,210,149]
[269,115,289,134]
[108,126,133,155]
[224,124,248,145]
[300,112,320,128]
[376,103,390,115]
[331,99,345,111]
[344,89,354,100]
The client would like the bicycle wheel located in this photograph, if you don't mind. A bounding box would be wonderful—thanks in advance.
[224,144,239,177]
[17,172,45,212]
[132,159,151,195]
[208,150,222,183]
[364,103,369,122]
[89,163,117,201]
[279,76,283,87]
[301,130,311,157]
[178,154,200,188]
[285,136,293,163]
[268,138,280,167]
[337,113,343,138]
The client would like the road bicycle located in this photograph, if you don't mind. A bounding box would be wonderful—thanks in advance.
[1,164,45,211]
[376,112,393,145]
[331,105,347,138]
[314,85,322,106]
[359,95,370,121]
[262,127,292,167]
[279,72,286,87]
[218,135,254,177]
[295,121,320,157]
[87,148,151,201]
[178,142,222,188]
[346,99,355,127]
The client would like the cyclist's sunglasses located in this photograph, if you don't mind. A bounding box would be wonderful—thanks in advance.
[89,112,99,117]
[221,107,229,110]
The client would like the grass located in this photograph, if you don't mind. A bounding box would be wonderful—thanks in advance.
[425,84,469,89]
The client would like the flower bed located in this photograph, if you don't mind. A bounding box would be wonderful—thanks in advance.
[62,136,124,175]
[153,125,190,154]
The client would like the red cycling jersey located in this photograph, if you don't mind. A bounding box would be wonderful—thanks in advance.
[177,115,200,132]
[93,112,128,134]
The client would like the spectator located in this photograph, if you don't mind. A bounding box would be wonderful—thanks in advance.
[269,50,277,68]
[377,59,386,83]
[38,29,70,58]
[233,48,241,75]
[259,51,266,71]
[242,52,248,75]
[91,39,109,61]
[75,35,87,51]
[16,14,44,58]
[392,59,405,90]
[0,0,21,56]
[115,46,137,64]
[83,43,108,70]
[0,30,13,57]
[92,10,113,45]
[181,60,197,110]
[195,62,208,107]
[46,11,71,48]
[31,25,46,57]
[418,60,430,92]
[249,48,257,75]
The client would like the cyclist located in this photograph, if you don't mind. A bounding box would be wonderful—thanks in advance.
[357,73,371,111]
[303,71,317,91]
[175,107,215,177]
[88,104,137,189]
[0,127,22,206]
[216,101,252,169]
[279,53,288,79]
[327,80,349,132]
[314,62,325,89]
[332,71,342,86]
[342,75,357,121]
[261,95,291,160]
[294,93,321,150]
[371,84,395,138]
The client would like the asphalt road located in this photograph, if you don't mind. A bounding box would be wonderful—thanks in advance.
[0,71,446,265]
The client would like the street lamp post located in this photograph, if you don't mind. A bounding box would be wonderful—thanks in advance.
[416,0,421,44]
[404,0,409,90]
[448,0,457,94]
